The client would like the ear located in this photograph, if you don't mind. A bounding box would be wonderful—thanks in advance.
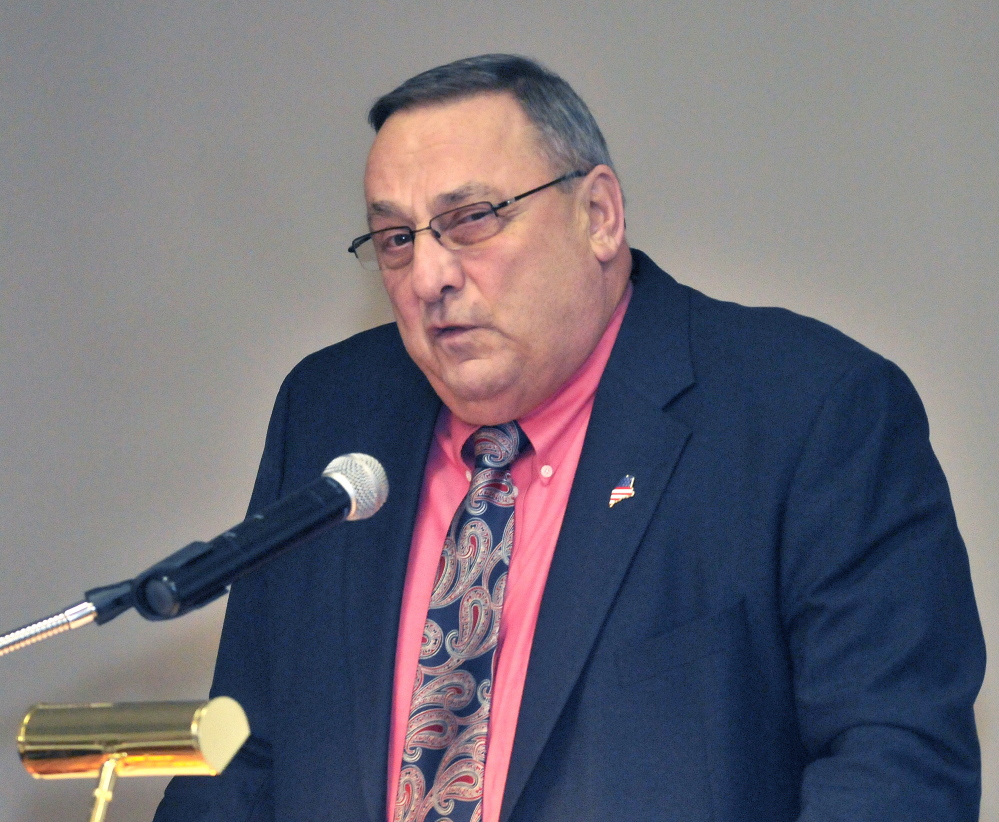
[582,165,626,263]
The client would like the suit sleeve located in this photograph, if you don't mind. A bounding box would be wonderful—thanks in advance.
[153,373,293,822]
[778,355,984,821]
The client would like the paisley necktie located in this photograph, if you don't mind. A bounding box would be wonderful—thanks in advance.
[394,422,528,822]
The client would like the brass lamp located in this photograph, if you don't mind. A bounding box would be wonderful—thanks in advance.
[18,697,249,822]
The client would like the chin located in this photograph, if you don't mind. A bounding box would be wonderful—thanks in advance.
[438,360,517,400]
[435,382,524,425]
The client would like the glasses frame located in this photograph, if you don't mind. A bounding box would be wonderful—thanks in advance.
[348,169,586,271]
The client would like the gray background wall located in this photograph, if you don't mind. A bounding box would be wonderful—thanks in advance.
[1,2,995,819]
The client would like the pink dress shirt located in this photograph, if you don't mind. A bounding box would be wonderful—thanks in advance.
[387,285,632,822]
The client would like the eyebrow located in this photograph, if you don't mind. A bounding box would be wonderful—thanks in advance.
[367,201,405,224]
[435,182,496,210]
[367,182,500,227]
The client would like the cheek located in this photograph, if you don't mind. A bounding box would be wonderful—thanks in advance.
[383,284,431,361]
[383,278,416,325]
[506,270,580,333]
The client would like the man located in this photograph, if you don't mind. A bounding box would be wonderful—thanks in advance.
[155,55,984,821]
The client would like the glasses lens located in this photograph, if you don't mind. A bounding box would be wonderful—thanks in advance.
[351,228,417,271]
[371,228,416,270]
[433,204,500,248]
[350,236,381,271]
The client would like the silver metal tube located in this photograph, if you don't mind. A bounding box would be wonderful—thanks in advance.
[0,601,97,657]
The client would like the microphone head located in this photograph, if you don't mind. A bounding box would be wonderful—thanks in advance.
[323,453,389,521]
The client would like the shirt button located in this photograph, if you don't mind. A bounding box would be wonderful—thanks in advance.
[540,464,554,478]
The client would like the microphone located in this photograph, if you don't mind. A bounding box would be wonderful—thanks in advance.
[0,453,388,656]
[130,452,389,620]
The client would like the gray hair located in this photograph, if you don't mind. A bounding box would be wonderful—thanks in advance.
[367,54,616,180]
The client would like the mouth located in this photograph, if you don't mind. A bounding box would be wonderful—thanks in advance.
[431,323,476,340]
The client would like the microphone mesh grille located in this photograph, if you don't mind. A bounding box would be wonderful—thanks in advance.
[323,453,389,521]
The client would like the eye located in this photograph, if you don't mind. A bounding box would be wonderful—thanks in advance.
[374,228,414,253]
[439,204,499,245]
[453,205,493,225]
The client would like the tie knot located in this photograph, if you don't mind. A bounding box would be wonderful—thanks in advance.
[471,422,528,471]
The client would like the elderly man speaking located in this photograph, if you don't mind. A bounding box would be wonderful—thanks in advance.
[154,54,984,822]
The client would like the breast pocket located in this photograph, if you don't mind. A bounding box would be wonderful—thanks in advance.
[616,599,748,685]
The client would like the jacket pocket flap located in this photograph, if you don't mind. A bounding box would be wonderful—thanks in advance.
[617,600,747,684]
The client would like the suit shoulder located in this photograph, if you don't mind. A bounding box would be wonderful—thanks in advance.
[685,285,898,397]
[686,279,867,352]
[270,321,435,440]
[631,248,881,376]
[677,287,930,465]
[627,251,914,423]
[283,322,410,386]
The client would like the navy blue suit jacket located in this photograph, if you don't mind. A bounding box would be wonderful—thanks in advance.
[155,251,984,821]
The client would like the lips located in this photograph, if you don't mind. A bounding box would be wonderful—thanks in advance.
[429,323,487,352]
[427,310,492,347]
[431,322,475,338]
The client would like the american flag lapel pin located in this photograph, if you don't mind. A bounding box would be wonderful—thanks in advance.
[609,474,636,508]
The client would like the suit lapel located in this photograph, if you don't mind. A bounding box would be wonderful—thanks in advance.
[501,253,696,821]
[342,352,441,822]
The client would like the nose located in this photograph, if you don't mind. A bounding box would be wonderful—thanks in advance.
[408,229,465,303]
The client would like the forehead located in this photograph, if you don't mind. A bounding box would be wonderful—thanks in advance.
[364,93,552,217]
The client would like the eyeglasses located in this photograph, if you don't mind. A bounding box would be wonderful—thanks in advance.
[348,170,585,272]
